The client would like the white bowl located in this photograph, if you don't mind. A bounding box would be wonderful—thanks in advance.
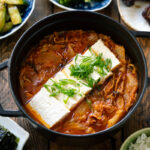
[0,116,29,150]
[117,0,150,31]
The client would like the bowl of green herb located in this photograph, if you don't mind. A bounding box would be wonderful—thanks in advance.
[50,0,112,11]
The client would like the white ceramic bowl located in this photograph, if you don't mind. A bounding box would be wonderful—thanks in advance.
[0,116,29,150]
[117,0,150,31]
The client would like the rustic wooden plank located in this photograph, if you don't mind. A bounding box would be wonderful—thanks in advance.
[0,0,53,63]
[109,0,120,20]
[97,0,120,20]
[123,38,150,141]
[0,69,50,150]
[53,5,64,13]
[0,0,150,149]
[50,139,114,150]
[118,0,150,145]
[118,0,150,147]
[0,0,54,149]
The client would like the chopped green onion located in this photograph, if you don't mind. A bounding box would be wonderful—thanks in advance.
[86,99,92,108]
[69,52,112,88]
[44,84,51,93]
[87,78,96,87]
[63,97,69,104]
[44,79,80,98]
[75,54,79,64]
[59,79,80,87]
[105,58,112,72]
[97,67,107,77]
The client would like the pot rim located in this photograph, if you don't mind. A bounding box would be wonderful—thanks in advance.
[8,10,148,138]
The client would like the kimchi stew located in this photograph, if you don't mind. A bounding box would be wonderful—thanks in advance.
[19,30,138,135]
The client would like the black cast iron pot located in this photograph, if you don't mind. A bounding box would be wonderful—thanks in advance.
[0,11,150,145]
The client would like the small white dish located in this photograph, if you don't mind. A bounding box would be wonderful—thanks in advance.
[0,0,35,40]
[0,116,29,150]
[117,0,150,31]
[50,0,112,11]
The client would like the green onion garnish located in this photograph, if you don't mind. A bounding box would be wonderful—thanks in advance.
[44,79,80,99]
[86,99,92,108]
[69,52,112,87]
[63,96,69,104]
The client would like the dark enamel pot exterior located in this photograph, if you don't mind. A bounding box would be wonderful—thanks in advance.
[0,11,149,145]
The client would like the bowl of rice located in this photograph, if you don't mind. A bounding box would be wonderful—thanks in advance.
[120,128,150,150]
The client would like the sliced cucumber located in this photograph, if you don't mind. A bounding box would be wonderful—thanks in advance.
[5,11,10,22]
[1,21,13,33]
[0,3,6,32]
[3,0,28,5]
[8,5,22,25]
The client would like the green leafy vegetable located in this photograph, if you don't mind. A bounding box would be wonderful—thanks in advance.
[69,51,112,87]
[58,0,103,7]
[63,96,69,104]
[59,0,82,7]
[43,84,51,93]
[86,99,92,108]
[0,125,19,150]
[105,58,112,72]
[59,79,80,87]
[44,79,80,99]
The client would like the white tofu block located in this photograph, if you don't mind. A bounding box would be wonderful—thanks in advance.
[54,71,67,80]
[98,72,113,85]
[54,71,78,90]
[90,68,101,81]
[27,87,70,128]
[55,93,76,110]
[45,78,54,86]
[62,64,92,94]
[53,71,84,110]
[91,39,121,70]
[83,50,92,56]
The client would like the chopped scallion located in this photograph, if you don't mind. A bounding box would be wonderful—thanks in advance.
[69,52,112,88]
[44,79,80,98]
[63,96,69,104]
[86,99,92,108]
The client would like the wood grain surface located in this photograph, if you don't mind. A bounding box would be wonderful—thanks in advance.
[0,0,150,150]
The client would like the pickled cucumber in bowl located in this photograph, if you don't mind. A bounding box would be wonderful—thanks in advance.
[0,0,28,34]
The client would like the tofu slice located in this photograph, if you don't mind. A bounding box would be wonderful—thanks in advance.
[56,68,91,110]
[91,39,121,70]
[83,50,92,56]
[62,63,92,94]
[54,71,82,110]
[91,67,101,81]
[80,51,102,82]
[27,39,121,129]
[26,87,70,128]
[98,72,113,85]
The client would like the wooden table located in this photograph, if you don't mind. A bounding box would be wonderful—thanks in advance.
[0,0,150,149]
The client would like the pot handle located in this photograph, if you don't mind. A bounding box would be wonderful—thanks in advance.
[0,59,9,71]
[130,31,150,38]
[148,77,150,87]
[0,60,24,117]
